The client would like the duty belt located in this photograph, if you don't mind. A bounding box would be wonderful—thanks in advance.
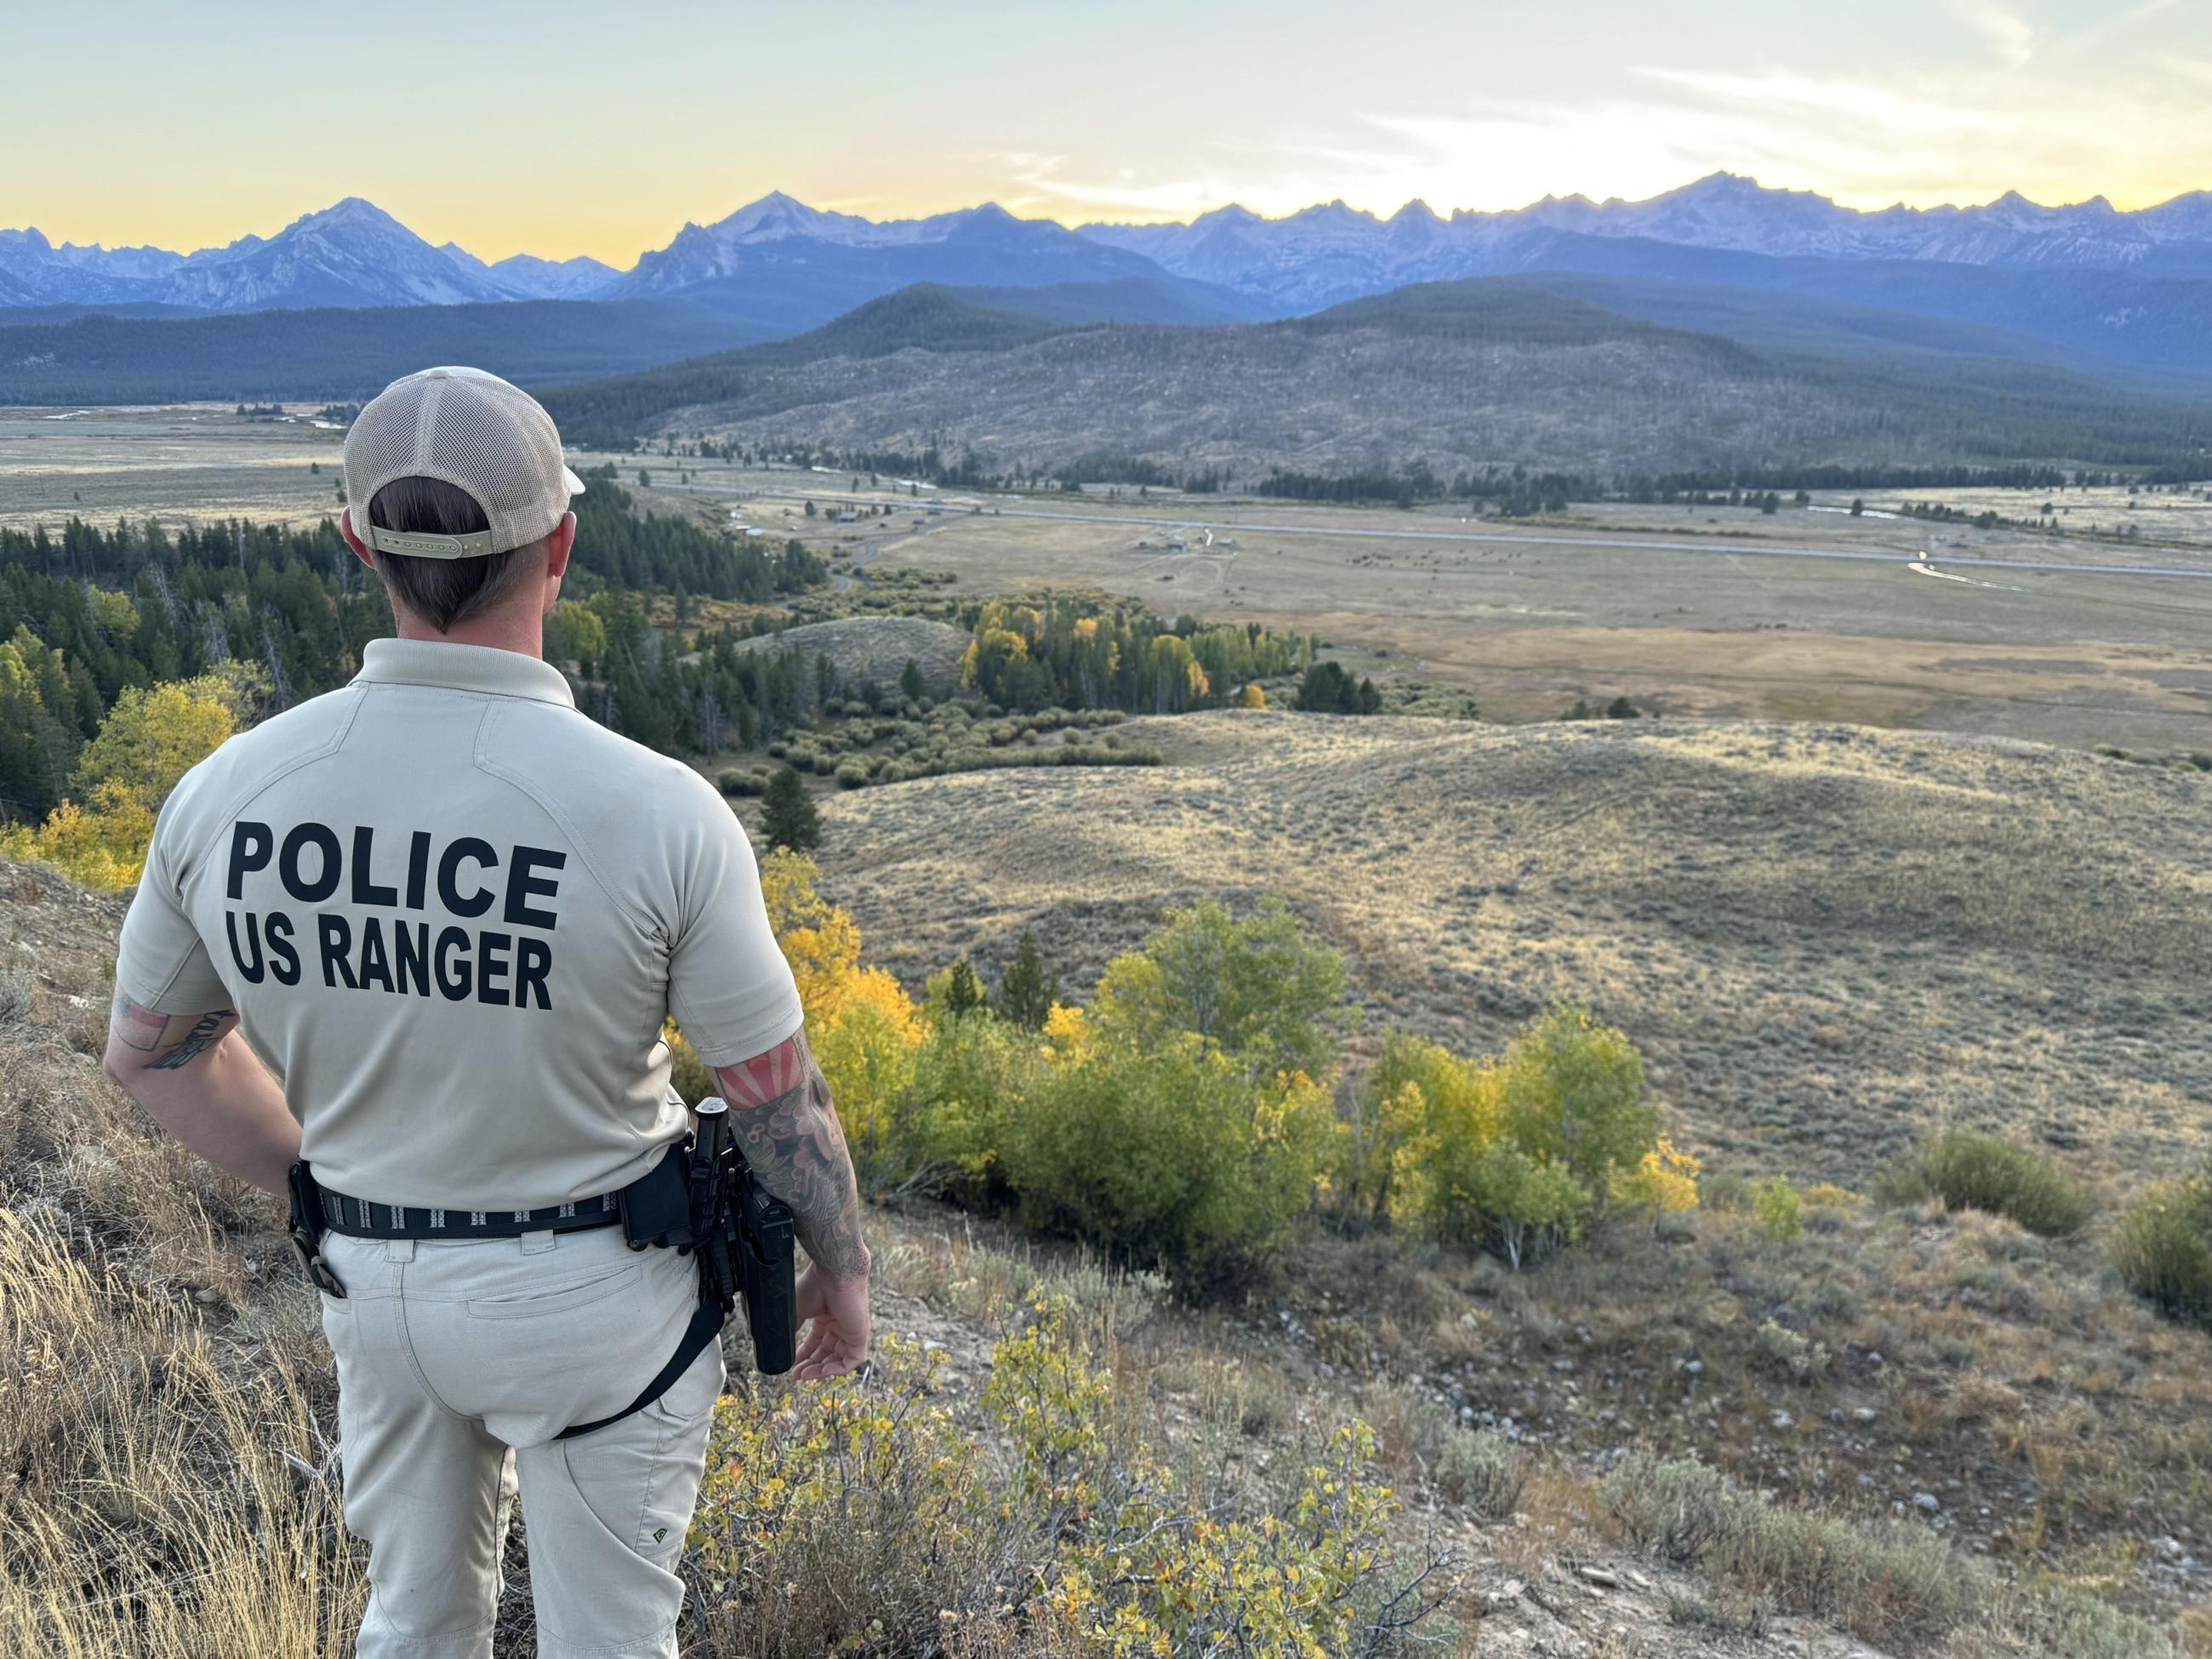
[316,1187,624,1240]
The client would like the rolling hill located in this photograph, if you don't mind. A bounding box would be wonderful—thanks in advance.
[546,278,2212,477]
[0,278,1261,408]
[815,710,2212,1185]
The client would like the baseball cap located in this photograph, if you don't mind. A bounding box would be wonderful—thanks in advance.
[343,366,586,560]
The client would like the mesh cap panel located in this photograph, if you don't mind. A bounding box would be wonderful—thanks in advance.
[344,366,584,559]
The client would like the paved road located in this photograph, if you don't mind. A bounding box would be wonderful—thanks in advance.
[669,479,2212,583]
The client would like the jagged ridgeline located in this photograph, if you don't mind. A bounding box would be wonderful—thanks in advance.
[0,472,819,822]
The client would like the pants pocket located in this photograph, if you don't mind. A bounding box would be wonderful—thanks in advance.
[464,1263,641,1320]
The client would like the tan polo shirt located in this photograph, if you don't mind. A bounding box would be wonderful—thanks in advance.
[114,638,804,1211]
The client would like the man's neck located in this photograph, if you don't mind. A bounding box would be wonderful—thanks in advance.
[392,607,544,658]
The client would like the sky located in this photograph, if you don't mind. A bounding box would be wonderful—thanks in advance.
[4,0,2208,265]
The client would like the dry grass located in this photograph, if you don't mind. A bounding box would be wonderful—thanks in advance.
[0,1211,360,1655]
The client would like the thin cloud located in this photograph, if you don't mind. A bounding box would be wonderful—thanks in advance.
[1951,0,2036,69]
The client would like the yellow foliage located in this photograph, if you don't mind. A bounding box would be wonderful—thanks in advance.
[1040,1001,1093,1066]
[2,782,155,889]
[70,678,236,810]
[688,1304,1411,1655]
[757,848,862,1023]
[1616,1136,1702,1220]
[1239,682,1267,709]
[813,966,928,1162]
[753,849,929,1172]
[3,676,234,889]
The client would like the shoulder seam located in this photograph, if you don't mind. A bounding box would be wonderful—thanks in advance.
[186,686,370,873]
[471,700,658,936]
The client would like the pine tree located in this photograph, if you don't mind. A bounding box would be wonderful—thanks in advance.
[900,658,926,700]
[996,931,1058,1029]
[938,958,985,1018]
[759,765,822,852]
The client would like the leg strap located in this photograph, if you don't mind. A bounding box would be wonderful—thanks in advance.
[556,1299,725,1441]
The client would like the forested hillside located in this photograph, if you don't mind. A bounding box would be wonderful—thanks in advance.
[0,298,764,404]
[0,475,820,823]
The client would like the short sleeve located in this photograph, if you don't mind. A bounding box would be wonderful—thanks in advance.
[664,777,805,1066]
[114,794,232,1014]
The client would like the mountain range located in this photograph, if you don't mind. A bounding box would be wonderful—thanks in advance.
[11,174,2212,318]
[9,175,2212,423]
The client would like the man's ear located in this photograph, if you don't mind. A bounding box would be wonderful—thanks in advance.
[544,510,575,580]
[339,508,377,571]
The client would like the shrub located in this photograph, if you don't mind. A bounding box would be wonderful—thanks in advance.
[811,967,928,1183]
[1603,1451,1975,1644]
[686,1300,1433,1659]
[1090,896,1348,1080]
[716,769,763,795]
[688,1334,1017,1655]
[998,1035,1337,1293]
[1614,1137,1702,1224]
[832,759,870,788]
[984,1298,1420,1653]
[1432,1425,1526,1519]
[1753,1177,1804,1243]
[757,850,859,1019]
[1354,1008,1683,1267]
[2107,1163,2212,1328]
[1604,1450,1753,1563]
[0,966,32,1027]
[1754,1318,1830,1382]
[904,1006,1041,1200]
[1917,1131,2094,1236]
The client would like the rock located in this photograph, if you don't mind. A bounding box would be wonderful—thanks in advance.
[1576,1565,1622,1589]
[1914,1492,1941,1512]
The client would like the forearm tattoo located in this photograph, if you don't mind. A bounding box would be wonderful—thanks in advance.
[112,993,235,1068]
[715,1028,869,1284]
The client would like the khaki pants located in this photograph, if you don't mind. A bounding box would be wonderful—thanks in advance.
[319,1225,722,1659]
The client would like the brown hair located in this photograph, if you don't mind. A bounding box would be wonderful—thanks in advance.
[366,476,538,633]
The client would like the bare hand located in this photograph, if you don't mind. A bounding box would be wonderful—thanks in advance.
[791,1260,870,1380]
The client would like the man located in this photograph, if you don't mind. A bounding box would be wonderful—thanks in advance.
[104,365,871,1659]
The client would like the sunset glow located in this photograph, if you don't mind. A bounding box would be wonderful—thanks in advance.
[6,0,2205,264]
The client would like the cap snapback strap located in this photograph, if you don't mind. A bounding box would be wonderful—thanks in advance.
[366,525,499,560]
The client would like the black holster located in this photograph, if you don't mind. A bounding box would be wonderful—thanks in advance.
[286,1161,345,1298]
[556,1111,798,1440]
[664,1102,798,1376]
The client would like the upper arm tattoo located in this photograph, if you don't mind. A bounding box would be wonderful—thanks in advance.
[111,993,236,1069]
[714,1027,869,1284]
